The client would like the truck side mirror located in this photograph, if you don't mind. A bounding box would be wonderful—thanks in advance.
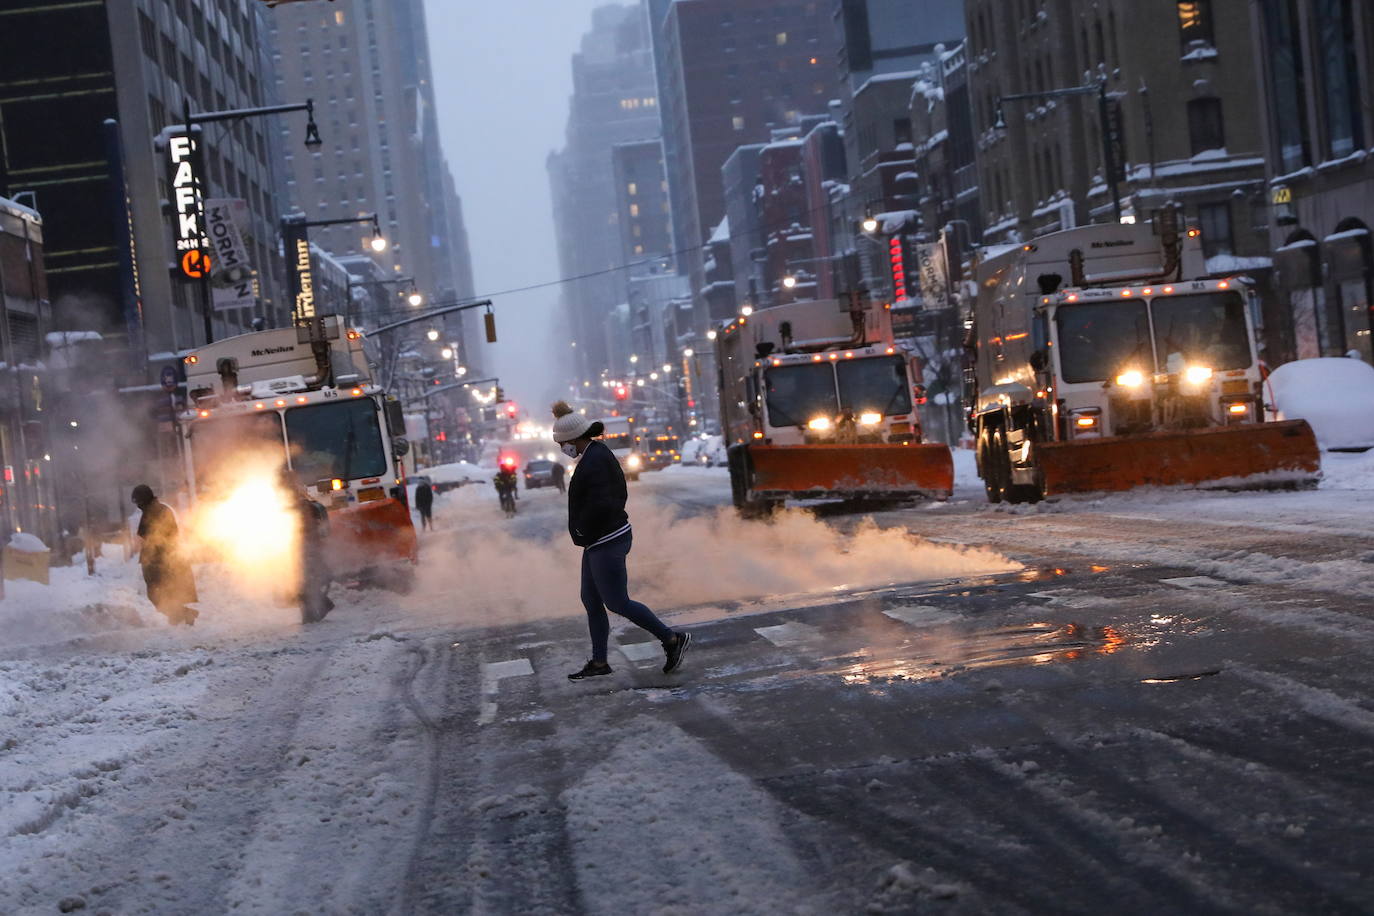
[392,436,410,458]
[1030,350,1050,372]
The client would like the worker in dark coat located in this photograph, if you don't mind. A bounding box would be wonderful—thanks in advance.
[281,469,334,623]
[550,460,566,494]
[550,401,691,680]
[414,480,434,530]
[132,484,199,626]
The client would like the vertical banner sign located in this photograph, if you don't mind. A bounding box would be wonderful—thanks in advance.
[1105,97,1127,184]
[205,199,255,311]
[889,236,909,302]
[282,218,315,320]
[166,128,210,279]
[916,240,949,310]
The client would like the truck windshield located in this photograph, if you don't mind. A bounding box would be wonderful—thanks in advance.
[1055,301,1152,383]
[285,399,387,484]
[188,412,287,493]
[765,363,839,427]
[1151,291,1251,372]
[602,432,633,450]
[837,355,911,416]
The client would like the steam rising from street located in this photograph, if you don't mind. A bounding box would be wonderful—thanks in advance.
[402,479,1018,630]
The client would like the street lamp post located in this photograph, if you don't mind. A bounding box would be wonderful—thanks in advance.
[995,81,1123,222]
[346,275,421,323]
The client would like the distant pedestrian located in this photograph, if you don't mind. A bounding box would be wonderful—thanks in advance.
[550,460,566,495]
[131,484,199,626]
[551,401,690,680]
[414,480,434,530]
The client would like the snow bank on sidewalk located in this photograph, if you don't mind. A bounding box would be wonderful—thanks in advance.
[0,551,155,648]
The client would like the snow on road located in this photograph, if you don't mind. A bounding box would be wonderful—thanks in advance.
[5,451,1374,912]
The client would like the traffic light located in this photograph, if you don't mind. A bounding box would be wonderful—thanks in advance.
[485,311,497,343]
[614,385,629,401]
[505,402,518,418]
[495,385,506,402]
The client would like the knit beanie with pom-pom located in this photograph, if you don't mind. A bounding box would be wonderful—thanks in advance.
[551,400,594,443]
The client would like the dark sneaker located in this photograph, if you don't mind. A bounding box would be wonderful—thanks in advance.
[568,660,613,681]
[662,632,692,674]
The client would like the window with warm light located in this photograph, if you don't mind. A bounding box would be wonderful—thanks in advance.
[776,31,788,45]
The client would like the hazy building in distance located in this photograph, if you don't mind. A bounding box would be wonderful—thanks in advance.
[267,0,475,341]
[650,0,841,328]
[548,3,661,381]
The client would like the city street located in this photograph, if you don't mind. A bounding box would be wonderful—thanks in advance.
[4,460,1374,914]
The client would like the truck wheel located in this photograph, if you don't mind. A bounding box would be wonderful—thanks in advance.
[979,428,1005,503]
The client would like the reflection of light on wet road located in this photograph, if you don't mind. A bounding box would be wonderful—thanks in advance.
[823,621,1129,686]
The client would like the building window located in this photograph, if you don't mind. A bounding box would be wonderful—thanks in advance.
[1262,0,1310,172]
[629,203,640,217]
[1177,1,1215,51]
[1197,203,1233,258]
[138,12,158,61]
[775,32,788,46]
[1187,97,1225,154]
[732,115,745,131]
[1317,0,1364,159]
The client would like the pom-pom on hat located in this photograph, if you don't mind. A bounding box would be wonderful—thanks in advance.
[551,400,594,443]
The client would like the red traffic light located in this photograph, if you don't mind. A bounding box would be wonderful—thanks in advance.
[505,402,518,417]
[614,385,629,400]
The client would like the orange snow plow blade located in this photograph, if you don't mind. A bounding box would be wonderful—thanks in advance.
[1037,420,1321,496]
[748,443,954,500]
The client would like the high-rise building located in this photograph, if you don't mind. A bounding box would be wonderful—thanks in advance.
[1249,0,1374,366]
[0,0,291,357]
[548,4,661,380]
[652,0,841,326]
[266,0,474,341]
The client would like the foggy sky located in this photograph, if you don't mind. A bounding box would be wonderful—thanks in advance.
[424,0,618,414]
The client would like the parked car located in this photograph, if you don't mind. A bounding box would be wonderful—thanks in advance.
[523,458,564,489]
[1266,356,1374,451]
[701,434,727,466]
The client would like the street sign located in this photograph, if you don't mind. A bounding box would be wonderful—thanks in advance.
[165,128,209,276]
[160,365,178,392]
[205,199,256,310]
[282,217,316,320]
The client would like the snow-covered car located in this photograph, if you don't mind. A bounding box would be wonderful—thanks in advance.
[702,434,727,466]
[679,437,709,465]
[422,461,495,492]
[1266,356,1374,451]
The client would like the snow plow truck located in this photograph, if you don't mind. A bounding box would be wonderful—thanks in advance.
[716,293,953,514]
[179,314,418,588]
[966,210,1320,503]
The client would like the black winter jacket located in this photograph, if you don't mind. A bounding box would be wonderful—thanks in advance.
[567,440,629,547]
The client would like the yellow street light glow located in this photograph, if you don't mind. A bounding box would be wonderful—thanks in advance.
[782,275,797,289]
[441,347,453,359]
[1115,369,1145,388]
[683,347,694,357]
[1185,365,1213,385]
[859,412,882,426]
[807,416,832,431]
[861,216,880,233]
[407,291,423,306]
[740,305,754,317]
[426,328,440,341]
[369,235,388,252]
[706,330,718,340]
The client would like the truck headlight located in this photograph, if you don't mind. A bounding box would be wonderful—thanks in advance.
[1184,365,1213,385]
[1115,369,1145,388]
[627,454,642,468]
[859,412,882,426]
[807,416,832,431]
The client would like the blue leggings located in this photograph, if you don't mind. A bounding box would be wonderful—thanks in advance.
[580,532,672,662]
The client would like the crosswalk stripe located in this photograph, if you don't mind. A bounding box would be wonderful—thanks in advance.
[1160,575,1228,589]
[478,658,535,725]
[753,622,821,648]
[617,641,661,662]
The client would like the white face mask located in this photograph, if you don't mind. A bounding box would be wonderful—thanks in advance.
[561,442,579,459]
